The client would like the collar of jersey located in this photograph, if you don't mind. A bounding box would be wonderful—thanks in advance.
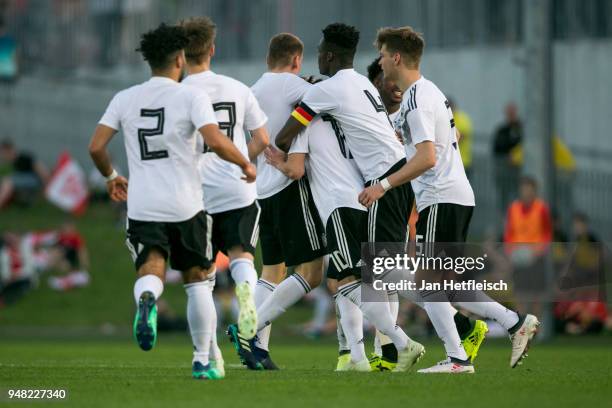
[149,76,178,84]
[335,68,355,75]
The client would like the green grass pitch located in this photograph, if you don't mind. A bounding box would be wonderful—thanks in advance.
[1,336,611,408]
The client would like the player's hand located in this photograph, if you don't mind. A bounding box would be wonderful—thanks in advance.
[395,130,403,144]
[240,162,257,183]
[264,146,287,168]
[107,176,128,202]
[358,183,385,208]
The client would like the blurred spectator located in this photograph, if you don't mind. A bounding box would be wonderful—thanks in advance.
[509,135,577,229]
[0,139,49,209]
[47,221,91,291]
[0,232,37,306]
[0,15,18,83]
[555,213,608,335]
[493,103,522,217]
[449,98,473,179]
[504,176,552,314]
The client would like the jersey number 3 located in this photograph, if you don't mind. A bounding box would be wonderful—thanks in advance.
[204,102,237,153]
[138,108,168,161]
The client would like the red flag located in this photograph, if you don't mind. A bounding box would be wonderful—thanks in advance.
[45,152,89,215]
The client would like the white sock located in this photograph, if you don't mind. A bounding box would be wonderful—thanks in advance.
[423,301,468,361]
[254,279,276,351]
[336,294,366,362]
[185,281,216,365]
[210,313,223,362]
[230,258,257,293]
[375,290,399,355]
[311,286,333,331]
[339,282,410,350]
[334,297,349,352]
[454,299,519,331]
[133,274,164,304]
[256,273,311,331]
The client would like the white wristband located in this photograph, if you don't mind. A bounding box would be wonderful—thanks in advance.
[105,169,118,182]
[380,177,392,192]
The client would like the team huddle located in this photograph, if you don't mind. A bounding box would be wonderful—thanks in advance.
[88,18,539,380]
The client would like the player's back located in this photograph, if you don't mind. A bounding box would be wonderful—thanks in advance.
[182,71,265,214]
[300,69,404,182]
[398,76,474,211]
[251,72,311,198]
[297,115,365,225]
[99,77,216,222]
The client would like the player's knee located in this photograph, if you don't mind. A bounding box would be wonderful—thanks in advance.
[137,248,166,279]
[227,246,253,262]
[182,266,211,284]
[261,263,286,284]
[327,278,339,294]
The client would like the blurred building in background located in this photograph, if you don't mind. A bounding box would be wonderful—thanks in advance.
[0,0,611,238]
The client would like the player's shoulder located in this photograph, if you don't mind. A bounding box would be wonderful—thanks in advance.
[405,77,440,111]
[213,72,251,91]
[177,82,211,101]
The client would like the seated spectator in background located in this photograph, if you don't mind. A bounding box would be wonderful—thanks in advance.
[504,176,552,314]
[0,139,49,208]
[556,213,608,336]
[47,221,90,291]
[493,103,522,217]
[0,16,18,83]
[449,98,473,179]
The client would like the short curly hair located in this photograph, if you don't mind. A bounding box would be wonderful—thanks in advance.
[136,23,189,70]
[367,56,383,82]
[322,23,360,52]
[181,16,217,65]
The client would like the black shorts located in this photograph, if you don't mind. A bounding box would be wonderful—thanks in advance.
[210,201,260,259]
[126,211,213,272]
[366,159,414,243]
[415,203,473,244]
[259,177,327,267]
[326,207,367,281]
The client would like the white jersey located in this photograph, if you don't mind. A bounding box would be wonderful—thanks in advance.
[251,72,311,198]
[99,76,218,222]
[298,69,405,182]
[292,115,366,225]
[182,71,267,214]
[394,76,475,212]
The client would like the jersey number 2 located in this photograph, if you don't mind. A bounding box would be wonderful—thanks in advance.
[138,108,168,161]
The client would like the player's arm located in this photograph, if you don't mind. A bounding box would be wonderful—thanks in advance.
[276,115,307,153]
[264,146,305,180]
[247,126,270,161]
[199,124,256,182]
[277,84,327,152]
[88,124,128,202]
[358,141,435,207]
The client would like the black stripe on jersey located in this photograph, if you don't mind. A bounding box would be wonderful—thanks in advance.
[298,102,317,118]
[406,88,415,113]
[450,118,456,128]
[444,99,451,109]
[406,85,418,113]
